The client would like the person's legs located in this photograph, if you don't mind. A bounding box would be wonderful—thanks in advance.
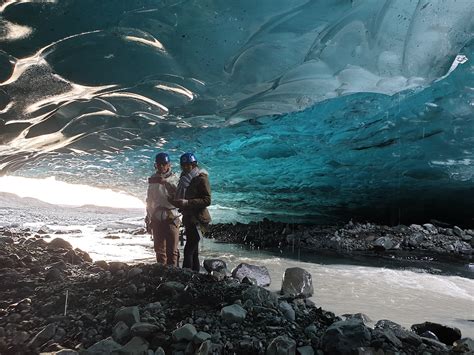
[182,224,200,271]
[165,223,180,267]
[152,221,167,264]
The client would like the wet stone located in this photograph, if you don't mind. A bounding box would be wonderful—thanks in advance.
[47,238,73,250]
[172,324,197,342]
[115,306,140,327]
[130,322,160,338]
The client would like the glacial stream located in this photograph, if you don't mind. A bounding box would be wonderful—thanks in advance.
[26,220,474,339]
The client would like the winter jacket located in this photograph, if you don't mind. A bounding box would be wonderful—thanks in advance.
[180,172,211,226]
[146,171,180,223]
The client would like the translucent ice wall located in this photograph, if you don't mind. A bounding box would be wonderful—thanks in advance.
[0,0,473,224]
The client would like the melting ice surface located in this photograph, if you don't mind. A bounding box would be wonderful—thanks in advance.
[0,0,474,224]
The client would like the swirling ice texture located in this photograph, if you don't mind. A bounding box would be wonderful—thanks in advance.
[0,0,473,224]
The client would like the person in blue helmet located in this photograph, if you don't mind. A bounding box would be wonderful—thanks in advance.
[146,152,181,266]
[169,152,211,272]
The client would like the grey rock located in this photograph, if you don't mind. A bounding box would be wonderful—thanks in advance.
[172,324,197,342]
[231,263,271,287]
[281,267,314,298]
[453,338,474,353]
[421,336,449,351]
[0,236,14,244]
[341,313,373,327]
[195,340,211,355]
[354,348,384,355]
[85,337,122,353]
[130,322,160,338]
[210,270,226,281]
[0,256,15,268]
[322,319,371,354]
[203,259,227,273]
[108,261,128,273]
[154,347,166,355]
[278,301,295,322]
[420,330,439,340]
[411,321,461,345]
[304,324,318,339]
[47,238,73,250]
[28,323,57,348]
[266,335,296,355]
[120,336,149,355]
[49,261,67,270]
[404,233,423,248]
[453,226,464,238]
[156,281,185,297]
[112,321,130,344]
[40,350,79,355]
[115,306,140,327]
[375,320,422,346]
[221,304,247,324]
[423,223,438,234]
[371,328,402,348]
[373,237,395,251]
[127,267,142,279]
[94,260,108,270]
[241,285,278,307]
[37,225,54,234]
[193,331,211,344]
[296,345,314,355]
[45,268,63,282]
[124,283,138,296]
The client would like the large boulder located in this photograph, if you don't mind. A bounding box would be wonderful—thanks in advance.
[411,321,461,345]
[280,267,314,298]
[231,263,271,287]
[322,318,371,354]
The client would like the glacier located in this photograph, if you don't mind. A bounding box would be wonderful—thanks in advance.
[0,0,473,225]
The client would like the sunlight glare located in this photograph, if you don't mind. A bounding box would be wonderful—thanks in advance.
[0,175,144,208]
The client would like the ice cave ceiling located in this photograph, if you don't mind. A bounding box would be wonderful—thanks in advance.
[0,0,473,225]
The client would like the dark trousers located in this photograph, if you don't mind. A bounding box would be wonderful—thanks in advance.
[182,223,201,271]
[152,220,179,266]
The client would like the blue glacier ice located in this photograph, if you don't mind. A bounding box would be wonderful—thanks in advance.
[0,0,473,225]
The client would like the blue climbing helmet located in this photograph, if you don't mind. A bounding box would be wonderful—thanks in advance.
[180,152,197,164]
[155,152,170,164]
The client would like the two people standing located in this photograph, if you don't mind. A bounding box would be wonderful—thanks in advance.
[146,152,211,271]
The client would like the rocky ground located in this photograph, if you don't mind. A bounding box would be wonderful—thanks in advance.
[0,225,473,355]
[207,219,474,263]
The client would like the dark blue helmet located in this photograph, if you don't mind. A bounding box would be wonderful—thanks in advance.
[155,152,170,164]
[180,152,197,164]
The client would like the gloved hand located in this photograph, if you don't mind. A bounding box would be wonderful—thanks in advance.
[170,199,188,208]
[145,215,152,234]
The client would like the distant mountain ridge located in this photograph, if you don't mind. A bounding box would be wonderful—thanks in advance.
[0,192,57,208]
[0,192,144,214]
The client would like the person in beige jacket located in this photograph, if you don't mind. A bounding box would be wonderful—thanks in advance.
[146,152,180,266]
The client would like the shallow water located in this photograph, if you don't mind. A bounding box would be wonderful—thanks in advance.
[34,220,474,338]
